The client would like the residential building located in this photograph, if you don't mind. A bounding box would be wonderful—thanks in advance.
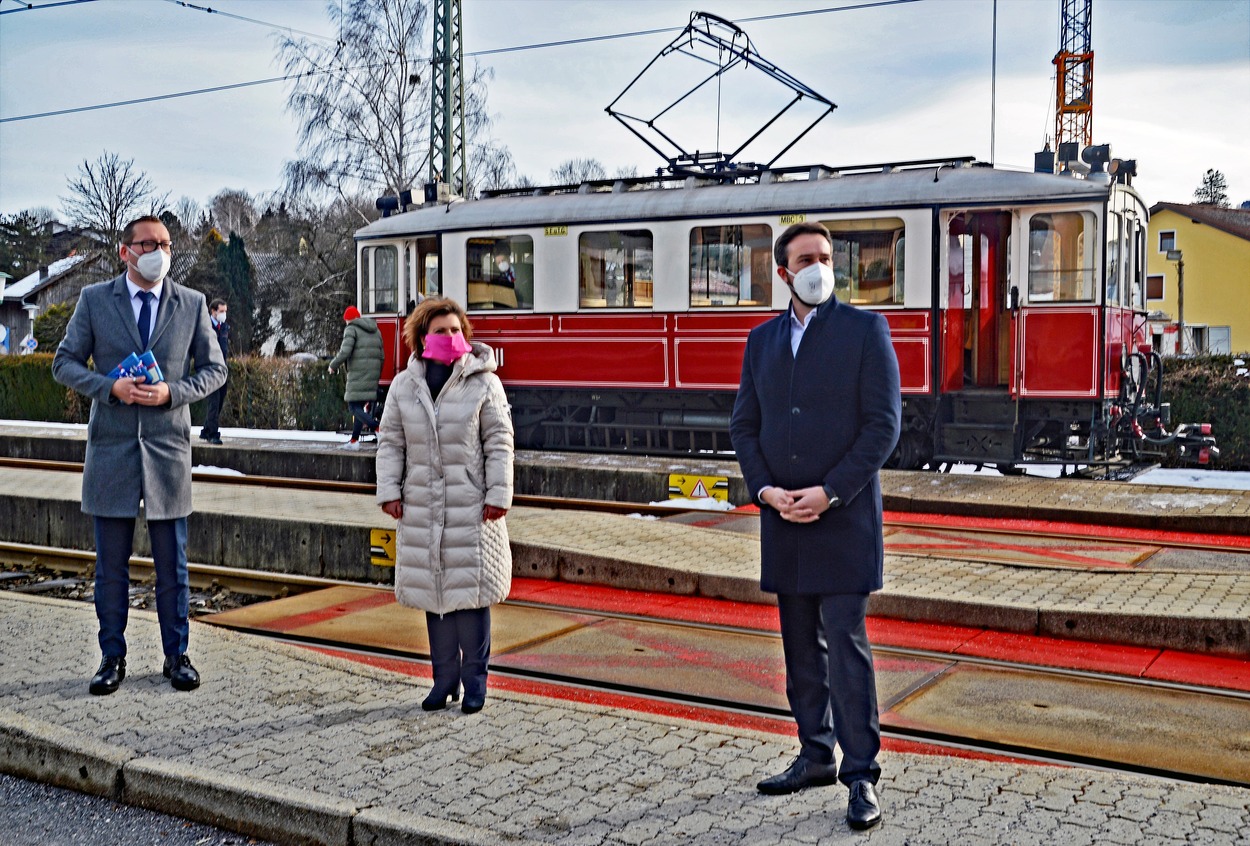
[1147,203,1250,355]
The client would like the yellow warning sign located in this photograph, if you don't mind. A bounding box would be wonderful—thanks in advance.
[370,528,396,567]
[667,474,729,501]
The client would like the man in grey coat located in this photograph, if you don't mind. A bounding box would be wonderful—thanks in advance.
[53,215,227,695]
[730,222,901,831]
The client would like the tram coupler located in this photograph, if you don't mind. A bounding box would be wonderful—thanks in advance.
[1174,423,1219,465]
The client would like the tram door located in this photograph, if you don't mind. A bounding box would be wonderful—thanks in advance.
[944,212,1013,390]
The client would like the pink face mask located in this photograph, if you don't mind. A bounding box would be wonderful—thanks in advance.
[421,332,472,365]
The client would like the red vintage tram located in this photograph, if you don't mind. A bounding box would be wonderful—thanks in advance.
[354,156,1215,472]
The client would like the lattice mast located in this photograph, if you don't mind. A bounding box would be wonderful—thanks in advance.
[1053,0,1093,150]
[429,0,467,197]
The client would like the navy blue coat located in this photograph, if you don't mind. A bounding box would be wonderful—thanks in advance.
[730,298,901,595]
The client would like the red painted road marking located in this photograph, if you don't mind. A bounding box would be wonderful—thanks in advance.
[884,510,1250,549]
[261,589,395,632]
[889,526,1146,568]
[303,645,1034,765]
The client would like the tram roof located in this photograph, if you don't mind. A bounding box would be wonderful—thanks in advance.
[356,164,1121,241]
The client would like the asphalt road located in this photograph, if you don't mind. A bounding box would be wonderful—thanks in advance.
[1,772,279,846]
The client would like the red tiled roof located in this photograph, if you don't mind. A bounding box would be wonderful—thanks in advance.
[1150,202,1250,242]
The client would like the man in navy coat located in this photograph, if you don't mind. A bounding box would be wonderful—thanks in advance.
[730,222,901,831]
[54,216,227,695]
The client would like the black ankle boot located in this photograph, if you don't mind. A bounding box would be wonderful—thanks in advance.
[421,679,461,711]
[461,691,485,714]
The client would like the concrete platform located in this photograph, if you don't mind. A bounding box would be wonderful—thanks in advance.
[2,463,1249,655]
[2,592,1248,845]
[4,421,1250,532]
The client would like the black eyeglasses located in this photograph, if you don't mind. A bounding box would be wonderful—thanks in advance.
[126,240,173,253]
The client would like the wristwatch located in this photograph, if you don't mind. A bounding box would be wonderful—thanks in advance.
[823,484,841,508]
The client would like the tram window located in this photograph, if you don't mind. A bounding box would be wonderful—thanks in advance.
[1027,211,1096,302]
[821,218,905,305]
[1133,227,1147,308]
[689,224,773,307]
[1106,211,1122,305]
[363,245,399,313]
[579,230,654,308]
[466,235,533,310]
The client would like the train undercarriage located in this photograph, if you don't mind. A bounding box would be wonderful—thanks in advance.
[506,376,1216,477]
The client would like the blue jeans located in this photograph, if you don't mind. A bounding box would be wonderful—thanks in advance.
[93,516,190,658]
[348,401,380,440]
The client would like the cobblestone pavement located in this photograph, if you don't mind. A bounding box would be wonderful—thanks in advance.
[2,594,1246,845]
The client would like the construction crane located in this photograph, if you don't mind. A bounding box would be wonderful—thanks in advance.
[1053,0,1093,155]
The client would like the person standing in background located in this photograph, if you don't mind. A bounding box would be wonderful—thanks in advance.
[53,215,227,695]
[328,305,384,449]
[199,298,229,445]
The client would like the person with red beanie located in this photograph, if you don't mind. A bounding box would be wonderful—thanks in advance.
[328,305,384,448]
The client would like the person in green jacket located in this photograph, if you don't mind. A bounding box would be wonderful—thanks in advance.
[328,306,385,449]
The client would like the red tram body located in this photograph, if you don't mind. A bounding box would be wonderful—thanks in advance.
[355,158,1213,471]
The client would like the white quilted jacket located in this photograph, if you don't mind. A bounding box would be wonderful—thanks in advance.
[375,343,514,614]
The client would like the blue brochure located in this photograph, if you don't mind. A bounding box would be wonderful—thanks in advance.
[108,351,165,383]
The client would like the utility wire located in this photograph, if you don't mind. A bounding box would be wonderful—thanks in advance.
[0,66,386,123]
[1,1,920,121]
[467,0,920,56]
[162,0,337,42]
[0,0,97,15]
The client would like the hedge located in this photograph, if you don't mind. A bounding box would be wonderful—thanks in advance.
[0,354,351,433]
[2,352,1246,468]
[1160,354,1250,470]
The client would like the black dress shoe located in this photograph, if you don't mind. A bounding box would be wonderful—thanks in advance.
[163,654,200,691]
[89,656,126,696]
[461,692,485,714]
[846,780,882,830]
[757,756,839,795]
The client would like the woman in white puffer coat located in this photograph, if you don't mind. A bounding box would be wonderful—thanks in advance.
[376,298,513,714]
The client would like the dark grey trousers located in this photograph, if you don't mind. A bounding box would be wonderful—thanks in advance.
[776,592,881,785]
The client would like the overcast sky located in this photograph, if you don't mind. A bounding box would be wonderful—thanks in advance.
[1,0,1247,221]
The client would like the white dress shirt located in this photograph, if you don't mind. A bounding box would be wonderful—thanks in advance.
[126,277,163,344]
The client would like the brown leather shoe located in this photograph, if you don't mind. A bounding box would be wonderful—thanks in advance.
[757,756,839,795]
[846,780,882,830]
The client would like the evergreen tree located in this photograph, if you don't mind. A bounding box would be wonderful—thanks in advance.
[217,233,255,353]
[0,212,53,278]
[1193,169,1230,207]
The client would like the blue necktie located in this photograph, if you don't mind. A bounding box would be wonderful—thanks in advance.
[138,291,154,350]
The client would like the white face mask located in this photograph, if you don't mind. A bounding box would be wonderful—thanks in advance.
[129,247,171,284]
[787,262,835,307]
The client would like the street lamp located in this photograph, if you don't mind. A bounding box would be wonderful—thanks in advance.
[1166,248,1186,354]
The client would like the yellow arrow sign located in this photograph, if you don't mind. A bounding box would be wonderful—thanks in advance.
[370,528,396,567]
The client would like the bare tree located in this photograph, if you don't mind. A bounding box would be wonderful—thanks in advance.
[61,151,168,258]
[550,158,608,185]
[1193,169,1230,207]
[171,196,204,248]
[209,188,258,238]
[276,0,508,217]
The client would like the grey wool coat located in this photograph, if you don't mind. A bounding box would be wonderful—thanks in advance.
[329,317,385,402]
[52,274,228,520]
[375,343,514,615]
